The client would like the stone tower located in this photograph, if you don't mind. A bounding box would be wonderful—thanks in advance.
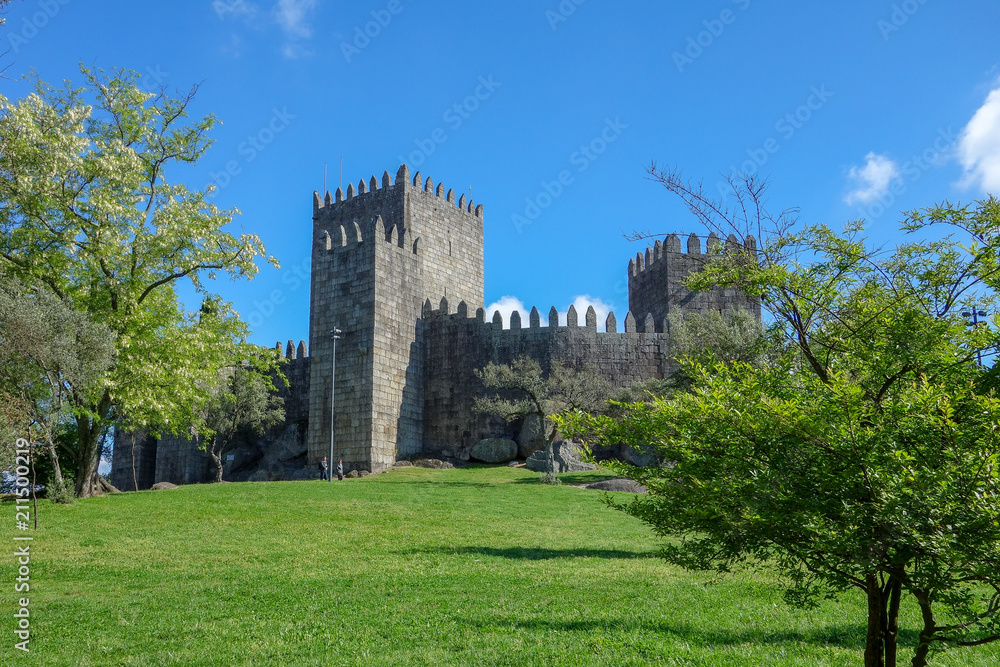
[628,232,761,327]
[307,165,484,471]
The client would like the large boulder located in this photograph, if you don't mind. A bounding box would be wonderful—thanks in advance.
[516,414,546,459]
[149,481,178,491]
[470,438,518,463]
[525,441,596,473]
[621,445,657,467]
[585,478,648,494]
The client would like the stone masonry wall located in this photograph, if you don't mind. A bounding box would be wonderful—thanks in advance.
[109,348,310,489]
[112,164,764,486]
[371,217,425,465]
[422,301,672,455]
[307,218,376,472]
[109,431,157,491]
[398,164,484,310]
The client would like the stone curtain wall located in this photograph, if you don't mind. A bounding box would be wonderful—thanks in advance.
[110,349,310,489]
[628,233,761,326]
[422,302,672,455]
[109,431,158,491]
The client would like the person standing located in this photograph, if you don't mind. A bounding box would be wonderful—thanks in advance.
[337,459,344,481]
[319,456,329,481]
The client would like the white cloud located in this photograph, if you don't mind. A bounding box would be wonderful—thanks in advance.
[958,83,1000,192]
[845,152,900,205]
[214,0,315,59]
[485,295,616,332]
[485,296,527,329]
[561,295,614,332]
[273,0,316,39]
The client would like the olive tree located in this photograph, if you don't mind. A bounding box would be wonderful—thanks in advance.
[475,357,609,483]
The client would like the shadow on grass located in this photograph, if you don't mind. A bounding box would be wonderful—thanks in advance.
[463,616,920,651]
[379,480,498,489]
[508,472,619,486]
[401,545,657,560]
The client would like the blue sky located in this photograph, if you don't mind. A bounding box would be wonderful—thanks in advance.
[3,0,1000,347]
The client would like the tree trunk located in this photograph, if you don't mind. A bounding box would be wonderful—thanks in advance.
[97,476,120,493]
[75,414,104,498]
[541,417,557,484]
[208,441,224,483]
[130,431,138,492]
[865,574,886,667]
[45,434,64,488]
[885,575,902,667]
[911,589,936,667]
[74,392,112,498]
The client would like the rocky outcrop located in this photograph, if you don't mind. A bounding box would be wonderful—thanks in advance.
[149,481,178,491]
[525,441,596,474]
[470,438,518,463]
[410,458,454,469]
[516,414,546,459]
[585,478,647,493]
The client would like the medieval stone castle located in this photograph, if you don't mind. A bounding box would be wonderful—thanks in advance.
[110,164,758,490]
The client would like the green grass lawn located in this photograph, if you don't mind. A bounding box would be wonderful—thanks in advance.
[3,466,999,666]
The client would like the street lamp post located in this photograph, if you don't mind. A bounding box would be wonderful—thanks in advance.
[961,309,988,367]
[329,328,341,482]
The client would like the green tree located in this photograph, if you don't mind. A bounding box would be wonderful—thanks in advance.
[560,169,1000,667]
[475,357,609,483]
[200,358,285,483]
[0,270,114,500]
[0,67,276,497]
[664,307,775,391]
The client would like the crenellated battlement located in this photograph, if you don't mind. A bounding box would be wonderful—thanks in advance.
[312,164,484,221]
[421,299,670,334]
[315,215,419,255]
[273,339,308,360]
[628,232,757,277]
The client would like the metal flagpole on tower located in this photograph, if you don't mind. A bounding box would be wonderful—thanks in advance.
[329,328,341,481]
